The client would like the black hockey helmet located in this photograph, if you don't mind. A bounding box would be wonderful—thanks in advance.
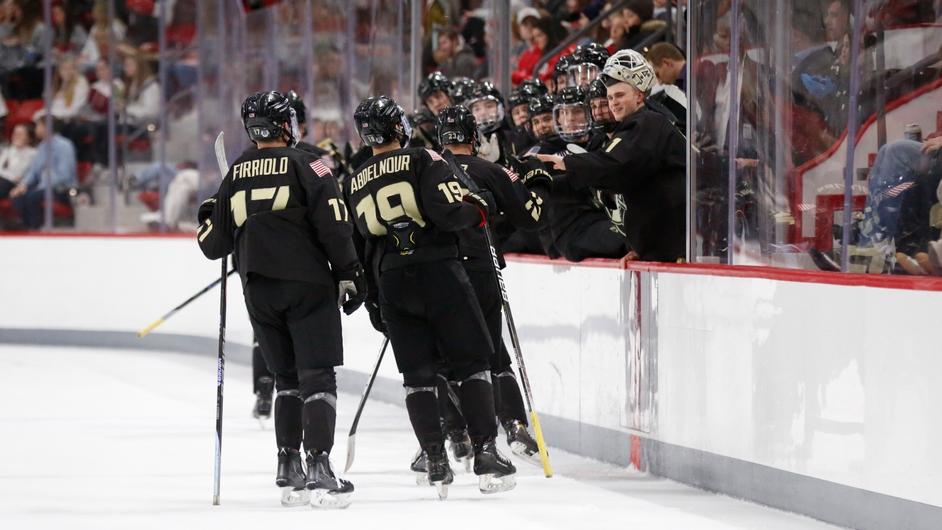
[585,79,615,134]
[553,86,591,142]
[286,90,307,124]
[508,79,547,109]
[354,95,412,147]
[418,71,452,103]
[466,81,505,134]
[528,94,555,117]
[568,44,610,88]
[241,91,299,145]
[409,107,437,129]
[553,54,574,90]
[437,105,479,149]
[449,76,477,105]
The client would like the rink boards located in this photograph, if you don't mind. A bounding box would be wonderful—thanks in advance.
[0,234,939,530]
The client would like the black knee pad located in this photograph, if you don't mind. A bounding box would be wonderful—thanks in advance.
[274,372,299,393]
[298,368,337,399]
[402,366,438,389]
[449,359,491,382]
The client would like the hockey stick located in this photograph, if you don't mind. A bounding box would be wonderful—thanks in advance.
[137,269,237,337]
[212,131,229,505]
[344,336,390,472]
[442,151,554,478]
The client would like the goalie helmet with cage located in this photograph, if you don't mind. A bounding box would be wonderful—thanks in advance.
[354,95,412,147]
[437,105,479,151]
[568,43,610,89]
[466,81,505,134]
[601,48,656,94]
[553,86,591,143]
[241,91,300,146]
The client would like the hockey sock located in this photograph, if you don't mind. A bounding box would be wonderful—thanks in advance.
[436,377,467,432]
[457,372,498,445]
[275,390,303,449]
[251,340,273,393]
[302,392,337,454]
[406,387,445,450]
[496,371,528,426]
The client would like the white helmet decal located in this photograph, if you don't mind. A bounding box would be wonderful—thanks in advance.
[602,49,655,94]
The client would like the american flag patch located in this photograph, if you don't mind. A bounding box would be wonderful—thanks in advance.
[425,148,444,162]
[881,181,915,199]
[503,167,519,182]
[310,159,331,177]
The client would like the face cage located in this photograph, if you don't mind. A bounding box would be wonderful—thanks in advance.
[468,96,505,134]
[553,104,591,143]
[568,64,600,89]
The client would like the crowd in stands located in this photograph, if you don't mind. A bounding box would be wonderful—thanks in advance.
[0,0,939,276]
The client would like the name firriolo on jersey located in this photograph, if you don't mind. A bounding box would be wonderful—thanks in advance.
[350,155,411,193]
[232,157,290,180]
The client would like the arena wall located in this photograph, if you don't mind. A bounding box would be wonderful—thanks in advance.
[1,235,939,529]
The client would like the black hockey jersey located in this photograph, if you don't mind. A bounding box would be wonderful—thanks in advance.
[197,146,360,287]
[452,153,550,270]
[564,106,685,261]
[344,147,483,273]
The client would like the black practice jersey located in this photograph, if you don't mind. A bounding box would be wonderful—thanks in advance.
[564,106,686,261]
[453,153,550,270]
[197,146,359,286]
[344,147,483,273]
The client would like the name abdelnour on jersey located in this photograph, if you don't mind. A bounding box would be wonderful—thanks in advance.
[350,154,411,193]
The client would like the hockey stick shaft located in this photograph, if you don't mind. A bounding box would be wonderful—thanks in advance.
[138,269,237,337]
[212,131,229,505]
[344,336,390,472]
[481,223,553,478]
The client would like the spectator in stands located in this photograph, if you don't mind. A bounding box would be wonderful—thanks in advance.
[78,1,127,74]
[614,0,666,52]
[0,121,35,199]
[645,42,687,130]
[51,54,90,121]
[894,137,942,275]
[434,27,481,80]
[532,17,575,83]
[8,110,76,229]
[51,1,88,54]
[121,49,159,125]
[0,0,49,98]
[511,8,548,85]
[600,2,627,53]
[823,0,850,47]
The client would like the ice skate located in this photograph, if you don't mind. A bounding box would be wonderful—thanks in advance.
[426,444,454,500]
[410,447,430,486]
[446,429,473,473]
[504,419,542,465]
[474,439,516,494]
[252,376,274,425]
[275,448,310,507]
[305,451,353,509]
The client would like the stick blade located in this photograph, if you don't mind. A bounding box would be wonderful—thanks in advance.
[213,131,228,177]
[344,434,356,473]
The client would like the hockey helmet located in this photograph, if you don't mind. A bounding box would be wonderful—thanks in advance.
[466,81,505,135]
[241,91,299,146]
[553,86,590,143]
[437,105,479,150]
[354,95,412,148]
[601,49,656,94]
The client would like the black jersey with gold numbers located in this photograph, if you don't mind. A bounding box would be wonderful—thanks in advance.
[197,146,359,287]
[344,147,483,272]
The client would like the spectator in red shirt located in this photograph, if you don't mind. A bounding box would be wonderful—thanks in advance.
[511,8,547,85]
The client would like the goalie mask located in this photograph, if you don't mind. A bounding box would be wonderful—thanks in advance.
[601,48,656,94]
[553,86,590,143]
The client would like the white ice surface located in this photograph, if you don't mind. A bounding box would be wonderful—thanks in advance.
[0,346,840,529]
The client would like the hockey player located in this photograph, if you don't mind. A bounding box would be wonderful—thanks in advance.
[346,95,516,497]
[448,76,477,106]
[466,81,521,166]
[506,79,547,154]
[418,71,453,117]
[566,43,610,89]
[437,105,551,461]
[530,86,629,261]
[197,91,365,508]
[584,79,628,236]
[586,78,616,137]
[537,49,686,262]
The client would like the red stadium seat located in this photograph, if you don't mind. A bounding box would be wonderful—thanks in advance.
[4,99,44,139]
[138,190,160,212]
[76,162,94,185]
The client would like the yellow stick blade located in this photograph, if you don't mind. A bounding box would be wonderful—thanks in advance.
[530,410,554,478]
[137,319,165,338]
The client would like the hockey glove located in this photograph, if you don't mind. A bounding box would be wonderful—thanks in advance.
[462,190,494,227]
[366,300,386,334]
[197,196,217,224]
[521,167,553,192]
[336,265,367,315]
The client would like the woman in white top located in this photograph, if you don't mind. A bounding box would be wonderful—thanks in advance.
[122,51,159,125]
[0,123,37,199]
[50,54,90,121]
